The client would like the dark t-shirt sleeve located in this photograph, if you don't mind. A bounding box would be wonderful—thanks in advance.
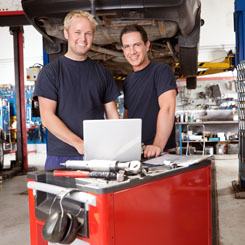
[123,77,129,110]
[33,63,58,101]
[103,68,120,104]
[154,64,176,97]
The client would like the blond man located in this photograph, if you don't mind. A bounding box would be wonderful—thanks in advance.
[34,10,120,169]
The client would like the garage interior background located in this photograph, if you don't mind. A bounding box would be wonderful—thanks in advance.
[0,0,237,154]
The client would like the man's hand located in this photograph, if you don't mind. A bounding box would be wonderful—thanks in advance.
[144,145,162,158]
[74,140,84,155]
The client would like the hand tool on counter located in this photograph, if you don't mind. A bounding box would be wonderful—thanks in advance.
[60,160,142,175]
[53,170,125,182]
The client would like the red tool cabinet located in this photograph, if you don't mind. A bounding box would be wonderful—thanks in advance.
[27,158,213,245]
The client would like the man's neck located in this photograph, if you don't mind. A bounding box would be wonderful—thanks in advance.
[133,60,150,72]
[65,52,88,61]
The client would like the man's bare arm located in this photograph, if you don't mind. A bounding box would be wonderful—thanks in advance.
[104,101,120,119]
[144,89,176,158]
[38,96,84,154]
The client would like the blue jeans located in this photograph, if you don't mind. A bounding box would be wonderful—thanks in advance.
[45,155,83,170]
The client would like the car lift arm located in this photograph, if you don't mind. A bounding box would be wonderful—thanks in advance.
[176,52,235,78]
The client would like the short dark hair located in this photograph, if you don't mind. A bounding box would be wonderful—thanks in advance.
[120,24,148,45]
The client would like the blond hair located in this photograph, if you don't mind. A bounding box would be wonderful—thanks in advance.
[64,10,97,31]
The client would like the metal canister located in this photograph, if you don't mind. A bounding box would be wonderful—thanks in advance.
[216,143,225,155]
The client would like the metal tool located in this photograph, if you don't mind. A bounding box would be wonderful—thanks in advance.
[60,160,142,175]
[54,170,125,182]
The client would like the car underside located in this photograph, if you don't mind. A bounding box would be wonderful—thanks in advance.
[22,0,202,89]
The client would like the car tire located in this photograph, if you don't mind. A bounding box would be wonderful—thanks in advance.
[179,46,198,89]
[179,46,198,76]
[186,77,197,90]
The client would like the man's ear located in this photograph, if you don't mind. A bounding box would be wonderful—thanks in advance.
[146,40,150,52]
[64,29,68,40]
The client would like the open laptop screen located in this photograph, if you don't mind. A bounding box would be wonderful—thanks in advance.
[83,119,142,162]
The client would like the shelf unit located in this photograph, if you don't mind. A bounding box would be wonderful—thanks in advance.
[176,121,238,155]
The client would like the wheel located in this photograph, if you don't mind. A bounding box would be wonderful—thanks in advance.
[179,47,198,77]
[186,76,197,89]
[0,141,4,170]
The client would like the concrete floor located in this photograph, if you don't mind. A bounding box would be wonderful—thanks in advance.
[0,153,245,244]
[0,152,46,245]
[214,155,245,245]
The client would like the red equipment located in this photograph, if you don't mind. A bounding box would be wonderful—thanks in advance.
[27,158,213,245]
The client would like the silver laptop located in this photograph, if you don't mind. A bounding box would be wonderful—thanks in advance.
[83,119,142,162]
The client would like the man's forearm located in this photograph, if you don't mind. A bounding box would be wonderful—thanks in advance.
[104,101,120,119]
[153,108,175,151]
[42,113,84,154]
[38,96,84,154]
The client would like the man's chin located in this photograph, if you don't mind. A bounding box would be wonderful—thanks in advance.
[129,60,140,67]
[76,50,89,57]
[77,46,90,53]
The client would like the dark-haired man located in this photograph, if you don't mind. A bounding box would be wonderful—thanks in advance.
[120,24,177,158]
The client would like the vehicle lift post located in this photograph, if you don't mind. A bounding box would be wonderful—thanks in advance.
[10,26,28,171]
[232,0,245,197]
[234,0,245,66]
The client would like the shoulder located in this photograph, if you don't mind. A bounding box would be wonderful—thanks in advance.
[37,57,65,84]
[41,56,63,73]
[151,62,173,73]
[153,62,176,95]
[152,62,175,83]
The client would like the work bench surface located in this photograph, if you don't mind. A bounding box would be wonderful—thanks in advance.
[27,154,212,194]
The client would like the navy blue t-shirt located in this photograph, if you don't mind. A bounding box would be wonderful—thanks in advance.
[34,56,120,156]
[123,62,176,148]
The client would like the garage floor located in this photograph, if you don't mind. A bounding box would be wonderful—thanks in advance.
[0,153,245,245]
[214,155,245,245]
